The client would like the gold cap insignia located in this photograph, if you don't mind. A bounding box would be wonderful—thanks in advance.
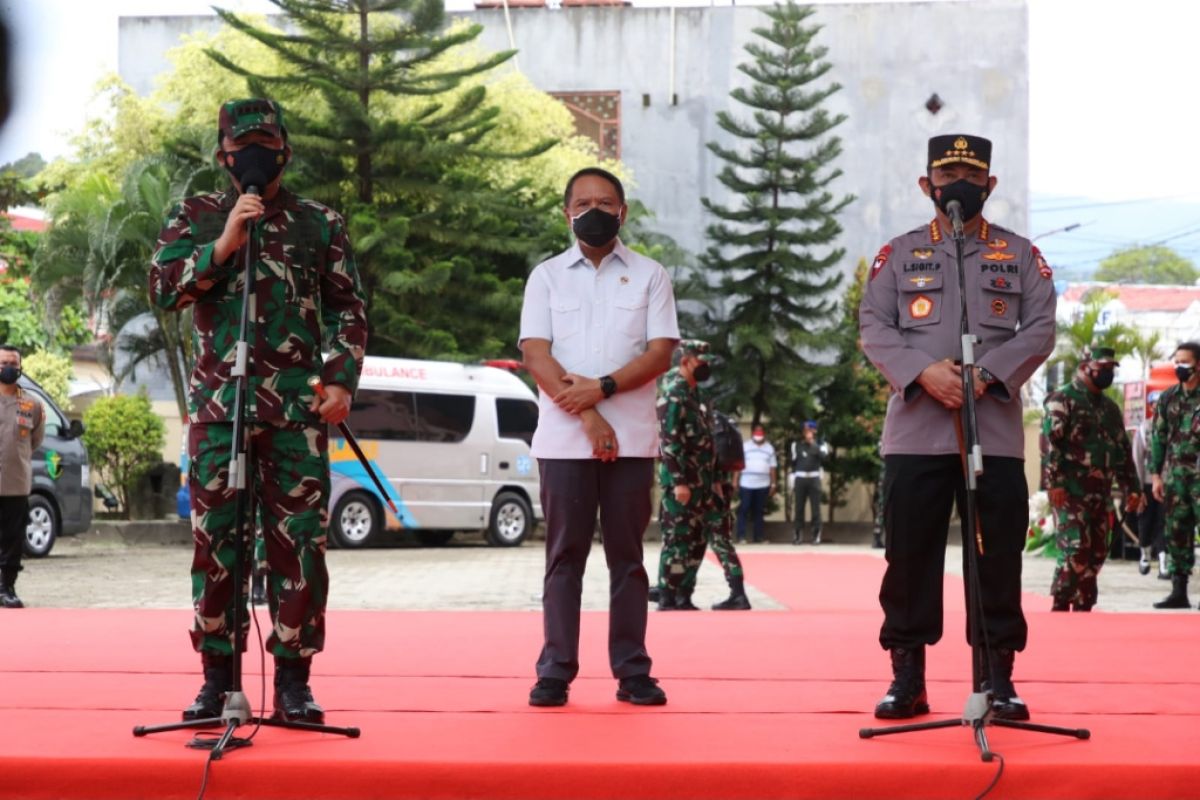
[954,136,969,150]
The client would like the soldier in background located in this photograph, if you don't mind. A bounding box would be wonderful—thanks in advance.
[1041,347,1142,611]
[150,98,367,724]
[859,134,1056,721]
[1150,342,1200,609]
[655,341,749,611]
[789,421,829,544]
[1131,390,1168,579]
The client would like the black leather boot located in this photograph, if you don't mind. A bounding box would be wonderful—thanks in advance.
[1050,595,1070,612]
[1154,575,1190,609]
[0,574,23,609]
[647,586,661,604]
[792,529,801,545]
[871,530,884,549]
[656,586,677,611]
[273,656,325,723]
[675,590,700,611]
[182,652,232,721]
[873,647,929,719]
[986,648,1030,720]
[712,577,752,610]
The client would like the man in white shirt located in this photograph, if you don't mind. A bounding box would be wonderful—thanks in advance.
[519,168,679,708]
[736,425,777,543]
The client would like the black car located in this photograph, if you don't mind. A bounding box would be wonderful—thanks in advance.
[17,375,91,557]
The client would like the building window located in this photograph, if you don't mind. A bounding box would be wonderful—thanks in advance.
[550,91,621,160]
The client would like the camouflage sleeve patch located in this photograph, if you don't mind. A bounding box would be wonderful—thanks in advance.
[149,196,237,311]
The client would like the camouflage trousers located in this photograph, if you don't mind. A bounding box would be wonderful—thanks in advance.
[657,482,743,594]
[1050,493,1111,610]
[1162,464,1200,576]
[188,421,330,658]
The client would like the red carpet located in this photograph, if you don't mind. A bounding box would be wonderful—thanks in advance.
[0,553,1196,799]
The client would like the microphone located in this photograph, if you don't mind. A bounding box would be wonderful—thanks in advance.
[946,199,964,240]
[241,169,267,197]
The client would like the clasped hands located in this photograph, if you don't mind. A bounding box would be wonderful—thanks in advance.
[916,359,989,409]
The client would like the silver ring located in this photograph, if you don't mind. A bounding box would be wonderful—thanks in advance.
[604,442,614,450]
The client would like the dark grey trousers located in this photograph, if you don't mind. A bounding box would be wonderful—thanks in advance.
[536,458,654,682]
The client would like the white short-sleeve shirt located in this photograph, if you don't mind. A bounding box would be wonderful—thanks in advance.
[739,441,777,489]
[519,240,679,459]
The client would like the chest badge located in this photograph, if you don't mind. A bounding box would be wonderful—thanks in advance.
[910,294,934,319]
[982,251,1016,262]
[991,298,1008,316]
[909,276,936,288]
[911,248,934,259]
[986,237,1009,250]
[990,276,1011,289]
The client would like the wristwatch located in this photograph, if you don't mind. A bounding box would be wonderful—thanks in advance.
[977,367,999,386]
[599,375,618,398]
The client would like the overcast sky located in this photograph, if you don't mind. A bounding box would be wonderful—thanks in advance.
[1,0,1197,266]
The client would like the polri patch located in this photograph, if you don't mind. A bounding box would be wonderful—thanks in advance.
[910,294,934,319]
[870,244,892,281]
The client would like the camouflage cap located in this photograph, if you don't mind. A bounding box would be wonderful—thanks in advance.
[218,98,287,143]
[1086,345,1118,364]
[672,338,711,366]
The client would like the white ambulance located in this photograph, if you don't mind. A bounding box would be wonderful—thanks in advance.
[328,356,542,548]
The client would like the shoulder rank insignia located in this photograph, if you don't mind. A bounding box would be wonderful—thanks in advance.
[986,237,1009,250]
[1032,245,1053,279]
[869,244,892,281]
[929,220,942,243]
[982,251,1016,262]
[912,248,934,259]
[991,298,1008,316]
[909,294,934,319]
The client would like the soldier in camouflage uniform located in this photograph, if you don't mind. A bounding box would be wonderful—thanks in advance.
[1041,347,1141,611]
[1150,341,1200,609]
[149,99,367,724]
[655,340,748,610]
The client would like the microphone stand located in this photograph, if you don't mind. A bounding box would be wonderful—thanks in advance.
[859,208,1088,759]
[134,183,360,758]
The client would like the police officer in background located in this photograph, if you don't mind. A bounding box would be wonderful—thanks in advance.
[789,421,828,545]
[859,134,1057,721]
[1041,346,1142,611]
[0,345,44,608]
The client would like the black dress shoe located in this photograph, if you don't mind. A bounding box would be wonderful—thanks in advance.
[529,677,569,707]
[990,693,1031,721]
[647,586,661,603]
[0,586,24,609]
[616,675,666,706]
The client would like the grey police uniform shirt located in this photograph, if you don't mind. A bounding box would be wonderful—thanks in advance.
[0,389,45,496]
[859,219,1057,459]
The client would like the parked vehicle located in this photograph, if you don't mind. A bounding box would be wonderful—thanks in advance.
[174,357,544,548]
[17,375,92,557]
[328,357,542,548]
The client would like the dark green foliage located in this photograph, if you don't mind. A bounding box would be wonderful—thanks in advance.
[210,0,558,360]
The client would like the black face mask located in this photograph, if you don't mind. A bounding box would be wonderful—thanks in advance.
[1090,366,1115,390]
[0,366,20,385]
[224,143,287,191]
[571,208,622,248]
[1176,364,1195,383]
[692,363,712,382]
[931,178,989,222]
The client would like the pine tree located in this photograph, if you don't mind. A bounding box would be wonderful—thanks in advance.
[209,0,557,359]
[701,1,853,428]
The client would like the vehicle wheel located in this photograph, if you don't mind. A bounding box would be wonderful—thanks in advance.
[415,530,454,547]
[329,491,380,549]
[24,495,58,558]
[487,491,533,547]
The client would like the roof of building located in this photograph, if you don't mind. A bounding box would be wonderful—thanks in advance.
[1060,283,1200,313]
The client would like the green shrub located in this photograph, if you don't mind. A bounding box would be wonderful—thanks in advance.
[82,392,165,518]
[21,350,73,411]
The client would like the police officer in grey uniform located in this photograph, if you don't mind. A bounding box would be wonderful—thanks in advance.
[859,135,1057,721]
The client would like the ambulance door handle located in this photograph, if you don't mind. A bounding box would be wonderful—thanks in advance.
[480,453,489,474]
